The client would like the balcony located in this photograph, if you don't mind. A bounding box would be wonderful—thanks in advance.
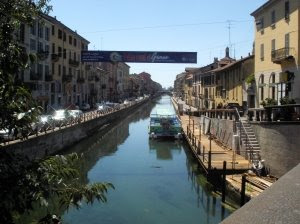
[30,72,42,81]
[77,77,85,83]
[90,89,98,96]
[69,58,80,67]
[51,53,59,62]
[85,64,91,70]
[45,75,53,82]
[62,74,72,82]
[37,51,49,60]
[271,47,295,64]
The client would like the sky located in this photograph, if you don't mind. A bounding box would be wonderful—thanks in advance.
[49,0,266,88]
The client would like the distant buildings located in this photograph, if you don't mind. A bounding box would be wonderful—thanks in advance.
[174,0,300,110]
[16,14,161,112]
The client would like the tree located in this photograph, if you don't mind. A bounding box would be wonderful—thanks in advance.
[0,152,114,223]
[0,1,113,223]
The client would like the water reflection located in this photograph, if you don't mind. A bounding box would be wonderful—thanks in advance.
[149,139,182,160]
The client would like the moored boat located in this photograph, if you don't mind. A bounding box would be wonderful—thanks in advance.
[149,109,182,139]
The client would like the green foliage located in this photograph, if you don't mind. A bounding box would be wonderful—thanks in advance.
[0,0,51,137]
[260,98,278,107]
[280,96,296,105]
[0,152,114,223]
[245,73,255,84]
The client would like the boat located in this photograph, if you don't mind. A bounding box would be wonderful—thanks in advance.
[149,109,182,139]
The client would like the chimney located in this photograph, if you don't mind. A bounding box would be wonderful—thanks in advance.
[225,47,230,58]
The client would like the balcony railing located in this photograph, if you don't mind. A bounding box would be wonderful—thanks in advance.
[51,53,59,62]
[30,72,42,81]
[85,64,91,70]
[37,51,49,60]
[45,75,53,82]
[62,74,72,82]
[69,59,80,67]
[271,47,295,64]
[77,77,85,83]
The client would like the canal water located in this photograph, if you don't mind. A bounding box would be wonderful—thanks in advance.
[62,95,232,224]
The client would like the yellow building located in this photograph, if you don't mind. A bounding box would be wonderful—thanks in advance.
[42,14,90,109]
[214,55,255,108]
[251,0,300,107]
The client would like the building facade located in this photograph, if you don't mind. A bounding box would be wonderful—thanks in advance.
[251,0,300,107]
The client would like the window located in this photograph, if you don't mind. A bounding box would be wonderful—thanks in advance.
[69,35,72,44]
[38,23,43,38]
[63,48,66,59]
[45,45,49,54]
[58,29,62,39]
[271,39,276,51]
[38,41,43,52]
[271,10,276,27]
[270,73,276,100]
[52,43,55,53]
[38,64,43,75]
[58,64,61,76]
[52,63,55,75]
[45,27,49,41]
[285,1,290,20]
[259,74,264,101]
[73,52,76,60]
[30,20,36,35]
[69,67,72,75]
[69,51,71,59]
[285,33,290,48]
[52,25,55,35]
[30,39,36,51]
[73,38,77,47]
[260,44,264,61]
[63,32,66,41]
[45,65,49,76]
[63,66,66,76]
[58,46,62,57]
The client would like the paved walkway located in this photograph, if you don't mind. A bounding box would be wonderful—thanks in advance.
[181,115,251,173]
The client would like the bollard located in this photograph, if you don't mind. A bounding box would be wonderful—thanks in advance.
[222,161,227,203]
[241,175,247,206]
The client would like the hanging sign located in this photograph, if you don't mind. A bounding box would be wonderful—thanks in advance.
[81,51,197,64]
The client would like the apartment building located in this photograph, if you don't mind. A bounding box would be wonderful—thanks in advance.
[42,14,90,110]
[214,55,254,108]
[251,0,300,106]
[17,16,53,112]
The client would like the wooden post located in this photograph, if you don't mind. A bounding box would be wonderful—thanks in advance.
[241,175,247,206]
[193,119,195,134]
[199,125,201,141]
[197,140,201,155]
[203,146,205,161]
[222,161,227,203]
[208,150,212,171]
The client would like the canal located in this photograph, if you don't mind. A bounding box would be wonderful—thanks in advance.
[62,95,233,224]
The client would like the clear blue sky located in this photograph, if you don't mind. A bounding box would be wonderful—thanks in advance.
[49,0,266,88]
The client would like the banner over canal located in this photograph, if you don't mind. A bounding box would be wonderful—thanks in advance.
[81,51,197,63]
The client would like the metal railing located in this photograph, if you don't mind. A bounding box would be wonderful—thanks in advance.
[0,98,148,145]
[234,108,256,164]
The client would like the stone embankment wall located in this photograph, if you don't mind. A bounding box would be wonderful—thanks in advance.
[1,99,148,160]
[251,122,300,177]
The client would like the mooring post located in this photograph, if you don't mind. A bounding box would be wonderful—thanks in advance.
[199,125,201,141]
[208,149,212,171]
[193,119,195,134]
[222,161,227,203]
[203,146,205,161]
[241,174,247,206]
[197,140,201,155]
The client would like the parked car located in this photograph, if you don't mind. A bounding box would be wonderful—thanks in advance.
[52,109,70,126]
[68,110,83,120]
[0,128,15,141]
[225,103,244,115]
[81,103,90,111]
[32,115,54,132]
